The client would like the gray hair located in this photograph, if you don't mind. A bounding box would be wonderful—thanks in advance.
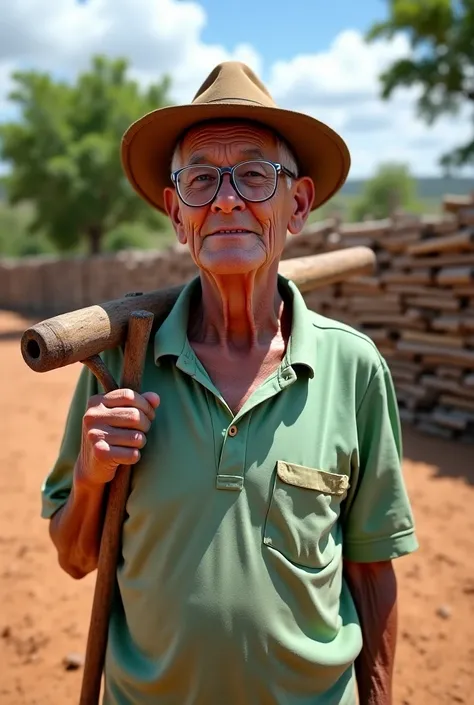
[170,121,299,181]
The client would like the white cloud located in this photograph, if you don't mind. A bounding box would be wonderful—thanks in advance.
[0,0,472,178]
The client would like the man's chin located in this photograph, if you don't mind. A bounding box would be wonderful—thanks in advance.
[197,250,266,276]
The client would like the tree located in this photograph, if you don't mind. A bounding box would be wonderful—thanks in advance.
[351,162,418,221]
[0,56,172,254]
[366,0,474,170]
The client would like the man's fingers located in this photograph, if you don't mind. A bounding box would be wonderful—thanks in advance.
[99,389,158,420]
[142,392,160,409]
[88,427,147,450]
[93,440,142,466]
[85,404,153,432]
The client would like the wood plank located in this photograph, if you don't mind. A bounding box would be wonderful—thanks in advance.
[324,297,349,311]
[401,330,465,349]
[460,316,474,333]
[376,251,393,265]
[391,368,420,383]
[346,296,401,313]
[355,314,426,330]
[390,348,418,362]
[464,373,474,387]
[431,409,469,431]
[407,230,474,256]
[439,394,474,414]
[340,276,381,294]
[458,208,474,226]
[416,421,454,439]
[436,267,474,286]
[301,220,336,237]
[339,220,391,239]
[431,315,462,333]
[437,366,463,380]
[450,286,474,297]
[377,344,397,357]
[423,354,472,368]
[405,295,460,311]
[395,382,433,401]
[381,232,421,254]
[421,213,458,234]
[327,236,376,249]
[399,408,416,424]
[359,327,392,343]
[384,284,441,297]
[388,360,422,374]
[443,195,474,213]
[397,341,474,368]
[390,252,474,270]
[430,315,474,335]
[421,375,474,398]
[382,269,433,285]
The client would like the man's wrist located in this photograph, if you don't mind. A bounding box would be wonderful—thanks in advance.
[72,454,105,494]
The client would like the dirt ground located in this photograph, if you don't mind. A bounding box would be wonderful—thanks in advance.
[0,309,473,705]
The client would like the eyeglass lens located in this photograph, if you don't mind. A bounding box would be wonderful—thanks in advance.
[176,160,277,206]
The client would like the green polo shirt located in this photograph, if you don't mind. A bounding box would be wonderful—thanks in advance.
[41,275,418,705]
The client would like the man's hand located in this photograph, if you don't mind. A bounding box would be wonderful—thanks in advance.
[76,389,160,487]
[49,388,160,579]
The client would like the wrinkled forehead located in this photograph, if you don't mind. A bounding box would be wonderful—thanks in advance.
[177,119,280,163]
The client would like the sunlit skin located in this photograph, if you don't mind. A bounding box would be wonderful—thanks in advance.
[164,121,314,412]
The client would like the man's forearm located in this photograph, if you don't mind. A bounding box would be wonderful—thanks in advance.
[49,457,107,579]
[344,559,398,705]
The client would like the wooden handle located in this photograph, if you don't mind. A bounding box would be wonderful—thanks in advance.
[21,247,376,373]
[79,310,154,705]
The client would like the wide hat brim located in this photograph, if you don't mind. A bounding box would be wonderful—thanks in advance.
[121,101,351,214]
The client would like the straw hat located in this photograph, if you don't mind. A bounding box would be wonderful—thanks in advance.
[121,61,351,213]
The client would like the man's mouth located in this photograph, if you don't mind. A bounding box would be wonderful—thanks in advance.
[208,229,253,235]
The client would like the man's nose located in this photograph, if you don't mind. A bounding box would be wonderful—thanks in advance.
[211,174,245,213]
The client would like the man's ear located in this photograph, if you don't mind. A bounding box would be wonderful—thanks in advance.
[287,176,315,235]
[164,187,187,244]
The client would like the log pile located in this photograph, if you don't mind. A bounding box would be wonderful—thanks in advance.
[305,194,474,442]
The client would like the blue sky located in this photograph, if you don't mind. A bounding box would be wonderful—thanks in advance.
[199,0,387,68]
[1,0,472,178]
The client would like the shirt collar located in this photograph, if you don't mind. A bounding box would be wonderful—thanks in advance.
[154,274,316,378]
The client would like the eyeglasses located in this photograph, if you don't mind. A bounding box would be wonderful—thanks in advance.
[170,160,297,208]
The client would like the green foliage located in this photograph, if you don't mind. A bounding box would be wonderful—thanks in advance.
[104,220,175,253]
[0,55,172,254]
[0,201,55,257]
[350,162,419,220]
[366,0,474,169]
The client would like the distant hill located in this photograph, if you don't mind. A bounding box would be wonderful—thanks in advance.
[342,176,473,199]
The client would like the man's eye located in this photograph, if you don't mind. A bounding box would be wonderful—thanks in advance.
[189,173,216,186]
[243,170,265,178]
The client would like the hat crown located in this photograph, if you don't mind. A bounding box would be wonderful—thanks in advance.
[192,61,276,108]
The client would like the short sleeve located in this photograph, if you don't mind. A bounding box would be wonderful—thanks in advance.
[40,364,99,519]
[341,359,419,562]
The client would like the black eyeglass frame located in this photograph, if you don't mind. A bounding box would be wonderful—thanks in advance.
[170,159,297,207]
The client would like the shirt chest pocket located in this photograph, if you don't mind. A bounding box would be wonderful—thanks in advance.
[263,461,349,569]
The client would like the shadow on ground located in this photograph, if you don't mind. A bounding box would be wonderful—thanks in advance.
[402,423,474,486]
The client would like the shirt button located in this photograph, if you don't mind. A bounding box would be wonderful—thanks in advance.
[228,425,238,437]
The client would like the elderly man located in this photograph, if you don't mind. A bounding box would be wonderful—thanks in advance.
[42,62,417,705]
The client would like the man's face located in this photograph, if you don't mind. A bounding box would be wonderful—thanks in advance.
[164,121,314,276]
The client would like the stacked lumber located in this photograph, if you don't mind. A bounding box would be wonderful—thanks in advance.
[310,195,474,442]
